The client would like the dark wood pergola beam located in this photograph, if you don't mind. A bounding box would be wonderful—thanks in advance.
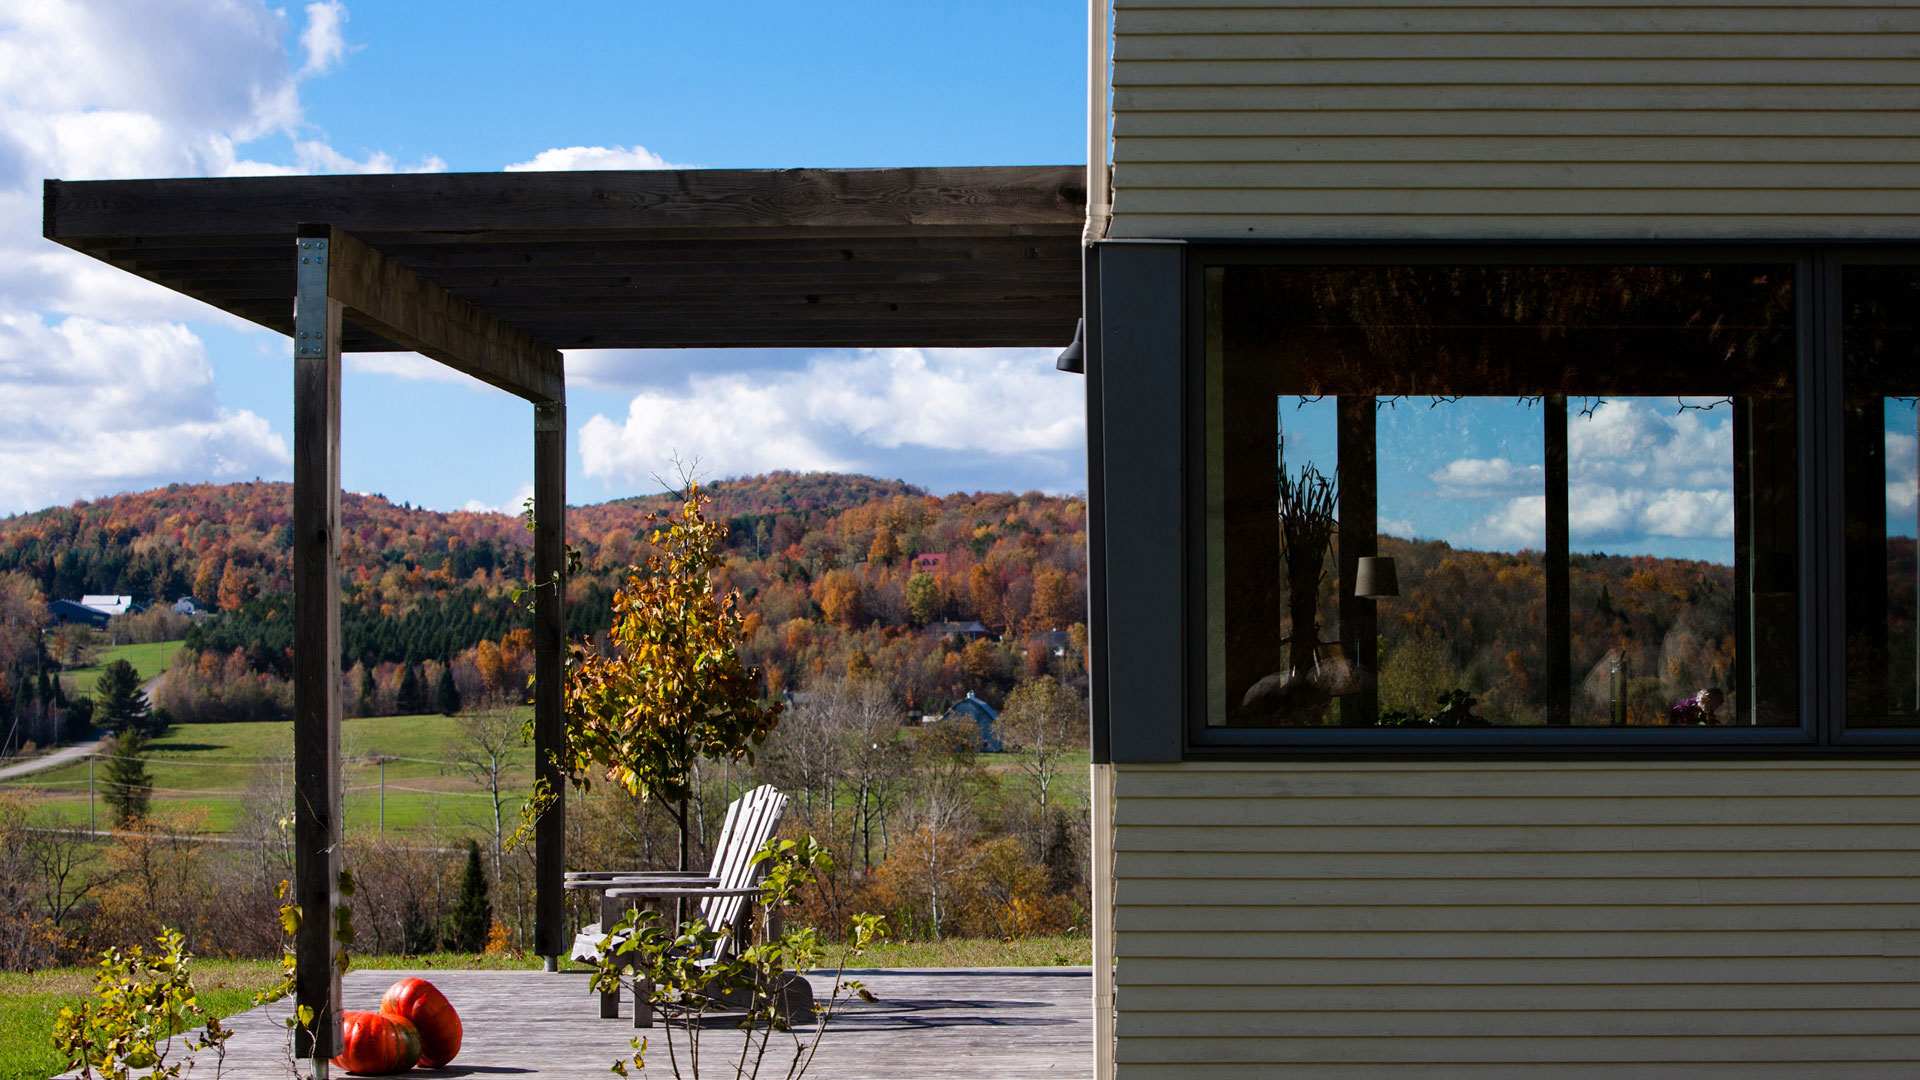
[311,225,563,404]
[42,168,1084,352]
[48,166,1083,238]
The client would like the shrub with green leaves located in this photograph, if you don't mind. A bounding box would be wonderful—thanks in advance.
[594,836,885,1080]
[51,928,233,1080]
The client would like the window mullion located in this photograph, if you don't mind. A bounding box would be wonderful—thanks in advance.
[1545,394,1571,727]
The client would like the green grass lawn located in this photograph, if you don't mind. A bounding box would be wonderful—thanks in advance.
[6,714,535,842]
[0,958,284,1080]
[2,711,1089,849]
[846,934,1090,969]
[57,640,184,697]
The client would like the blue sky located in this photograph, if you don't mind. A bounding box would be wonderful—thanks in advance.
[3,3,1911,560]
[0,0,1086,518]
[1283,396,1919,564]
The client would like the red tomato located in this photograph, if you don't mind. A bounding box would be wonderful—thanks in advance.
[332,1010,416,1075]
[380,978,462,1069]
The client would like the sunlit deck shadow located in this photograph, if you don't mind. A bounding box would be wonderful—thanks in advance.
[196,967,1093,1080]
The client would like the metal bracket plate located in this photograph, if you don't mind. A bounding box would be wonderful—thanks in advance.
[294,237,330,359]
[534,400,565,431]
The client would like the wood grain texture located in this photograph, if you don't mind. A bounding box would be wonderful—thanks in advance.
[47,167,1086,238]
[290,261,343,1058]
[41,168,1085,350]
[117,968,1093,1080]
[532,399,565,955]
[1111,760,1920,1075]
[324,227,562,403]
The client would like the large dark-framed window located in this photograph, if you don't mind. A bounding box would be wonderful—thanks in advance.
[1088,242,1920,755]
[1837,253,1920,745]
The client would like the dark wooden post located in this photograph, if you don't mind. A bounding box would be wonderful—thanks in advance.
[1219,320,1279,718]
[1545,395,1571,726]
[1337,397,1378,726]
[1733,398,1754,722]
[533,398,567,963]
[292,228,343,1060]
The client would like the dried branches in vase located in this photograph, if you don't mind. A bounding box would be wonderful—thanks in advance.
[1239,439,1348,724]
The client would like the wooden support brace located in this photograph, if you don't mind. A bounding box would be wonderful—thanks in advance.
[292,230,343,1060]
[313,225,564,404]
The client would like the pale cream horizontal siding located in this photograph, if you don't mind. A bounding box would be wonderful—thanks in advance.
[1108,1,1920,238]
[1111,760,1920,1078]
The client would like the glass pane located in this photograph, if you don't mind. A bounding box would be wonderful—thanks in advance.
[1373,398,1544,726]
[1843,267,1920,726]
[1206,264,1797,729]
[1567,398,1755,726]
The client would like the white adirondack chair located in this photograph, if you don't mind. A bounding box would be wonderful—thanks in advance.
[566,784,797,1026]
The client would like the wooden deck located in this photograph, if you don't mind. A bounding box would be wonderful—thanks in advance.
[197,967,1092,1080]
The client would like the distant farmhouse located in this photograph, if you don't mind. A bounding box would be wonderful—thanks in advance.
[924,690,1002,752]
[48,594,140,628]
[924,619,991,642]
[1029,628,1072,657]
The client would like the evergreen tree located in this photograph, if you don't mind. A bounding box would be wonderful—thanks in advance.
[102,731,152,825]
[357,666,377,716]
[396,664,425,715]
[63,696,95,741]
[96,659,150,734]
[445,841,491,952]
[434,664,462,716]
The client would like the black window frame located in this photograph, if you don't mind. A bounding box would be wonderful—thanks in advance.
[1090,239,1920,760]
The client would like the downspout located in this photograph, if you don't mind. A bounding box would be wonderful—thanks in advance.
[1087,4,1115,1078]
[1085,0,1112,244]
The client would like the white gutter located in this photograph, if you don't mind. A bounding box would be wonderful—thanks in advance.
[1084,0,1112,244]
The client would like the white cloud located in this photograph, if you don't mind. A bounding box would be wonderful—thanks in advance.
[579,347,1081,490]
[1427,456,1542,496]
[463,483,534,516]
[1378,516,1417,539]
[505,144,688,172]
[1430,399,1738,553]
[1641,488,1734,539]
[1568,399,1731,489]
[1473,495,1546,549]
[344,352,488,386]
[0,312,289,514]
[1471,482,1733,551]
[298,1,353,77]
[1888,428,1918,517]
[0,1,446,514]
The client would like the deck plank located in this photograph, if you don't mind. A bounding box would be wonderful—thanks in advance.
[179,967,1093,1080]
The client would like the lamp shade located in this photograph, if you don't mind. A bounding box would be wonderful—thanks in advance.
[1355,556,1399,599]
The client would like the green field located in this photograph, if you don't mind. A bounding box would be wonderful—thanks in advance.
[4,714,1085,843]
[0,958,284,1080]
[5,714,535,841]
[58,640,184,697]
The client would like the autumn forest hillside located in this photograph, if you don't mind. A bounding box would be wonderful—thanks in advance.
[0,473,1091,725]
[0,470,1844,731]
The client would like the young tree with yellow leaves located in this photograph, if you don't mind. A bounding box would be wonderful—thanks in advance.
[561,486,782,869]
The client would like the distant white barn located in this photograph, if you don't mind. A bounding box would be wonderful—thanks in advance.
[79,595,136,617]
